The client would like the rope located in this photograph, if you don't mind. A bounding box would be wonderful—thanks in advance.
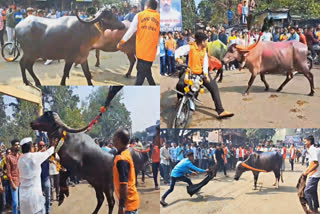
[241,162,267,172]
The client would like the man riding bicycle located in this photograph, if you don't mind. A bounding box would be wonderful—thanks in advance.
[174,32,234,119]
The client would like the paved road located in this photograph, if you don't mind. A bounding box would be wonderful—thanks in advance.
[160,159,309,214]
[161,67,320,128]
[51,176,159,214]
[0,51,160,86]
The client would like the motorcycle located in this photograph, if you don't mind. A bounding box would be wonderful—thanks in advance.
[171,64,206,128]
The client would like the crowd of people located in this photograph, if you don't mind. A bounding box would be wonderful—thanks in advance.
[159,23,320,76]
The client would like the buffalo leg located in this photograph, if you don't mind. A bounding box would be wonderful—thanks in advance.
[260,73,269,91]
[60,62,73,85]
[58,170,71,206]
[214,68,223,83]
[276,72,293,92]
[92,188,104,214]
[303,71,315,96]
[125,53,136,78]
[25,59,41,86]
[104,187,115,214]
[273,170,280,189]
[95,49,100,67]
[244,73,257,95]
[142,170,145,183]
[19,56,30,85]
[252,171,259,190]
[81,60,93,85]
[135,170,139,186]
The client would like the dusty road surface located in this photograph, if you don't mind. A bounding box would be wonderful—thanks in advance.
[50,176,159,214]
[160,160,310,214]
[0,51,160,86]
[161,66,320,128]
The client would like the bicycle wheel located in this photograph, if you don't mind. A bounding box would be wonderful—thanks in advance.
[2,42,20,62]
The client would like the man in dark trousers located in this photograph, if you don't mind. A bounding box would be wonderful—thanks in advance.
[215,143,228,177]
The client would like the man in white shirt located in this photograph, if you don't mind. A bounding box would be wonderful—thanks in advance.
[18,137,54,214]
[303,135,320,214]
[236,147,239,162]
[261,30,273,42]
[160,142,171,184]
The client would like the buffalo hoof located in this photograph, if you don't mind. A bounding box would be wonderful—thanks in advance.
[58,195,64,206]
[252,187,257,190]
[276,88,282,92]
[242,92,249,96]
[23,80,31,86]
[308,92,314,96]
[125,73,131,78]
[272,183,276,186]
[95,63,100,67]
[264,88,269,91]
[218,79,222,83]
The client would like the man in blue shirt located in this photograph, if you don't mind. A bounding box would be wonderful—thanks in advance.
[242,1,248,24]
[287,27,300,41]
[14,8,23,24]
[169,142,177,169]
[124,6,137,22]
[160,33,167,75]
[273,28,280,42]
[176,143,184,162]
[160,152,210,206]
[227,9,233,26]
[218,26,228,45]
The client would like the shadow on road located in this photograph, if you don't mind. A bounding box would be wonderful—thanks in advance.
[166,194,234,207]
[245,185,297,195]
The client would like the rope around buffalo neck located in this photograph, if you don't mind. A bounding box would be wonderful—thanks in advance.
[94,22,104,34]
[241,162,267,173]
[55,131,67,153]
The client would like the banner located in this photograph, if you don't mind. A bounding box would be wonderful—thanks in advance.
[76,0,92,2]
[160,0,183,32]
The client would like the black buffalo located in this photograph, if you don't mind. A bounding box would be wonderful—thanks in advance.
[129,147,150,185]
[234,151,283,190]
[31,112,115,214]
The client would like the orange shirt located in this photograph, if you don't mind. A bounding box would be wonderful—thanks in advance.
[239,148,243,158]
[152,145,160,163]
[136,9,160,62]
[290,147,296,159]
[165,38,176,51]
[188,42,206,74]
[299,33,307,45]
[282,147,287,159]
[113,149,140,211]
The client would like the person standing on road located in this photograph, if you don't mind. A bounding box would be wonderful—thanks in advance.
[281,143,287,171]
[5,6,15,46]
[0,11,4,48]
[215,144,227,177]
[118,0,160,85]
[39,142,51,214]
[165,32,176,76]
[303,136,320,214]
[160,152,210,207]
[18,137,54,214]
[7,139,21,214]
[302,146,307,166]
[160,142,171,184]
[113,129,140,214]
[289,144,296,171]
[151,136,160,190]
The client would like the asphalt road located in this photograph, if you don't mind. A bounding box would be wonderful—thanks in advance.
[160,159,310,214]
[161,66,320,128]
[0,51,160,86]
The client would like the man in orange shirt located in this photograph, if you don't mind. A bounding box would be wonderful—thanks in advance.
[152,126,160,190]
[118,0,160,85]
[165,32,176,75]
[289,144,296,171]
[175,32,234,119]
[297,27,307,45]
[237,1,243,24]
[113,129,140,214]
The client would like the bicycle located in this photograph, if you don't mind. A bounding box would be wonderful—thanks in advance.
[1,38,21,62]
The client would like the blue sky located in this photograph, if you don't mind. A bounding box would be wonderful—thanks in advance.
[195,0,202,8]
[3,86,160,133]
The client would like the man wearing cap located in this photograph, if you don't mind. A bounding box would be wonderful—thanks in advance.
[26,8,33,16]
[18,137,54,214]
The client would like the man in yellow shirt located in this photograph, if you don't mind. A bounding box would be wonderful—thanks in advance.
[175,32,234,119]
[113,129,140,214]
[165,32,176,75]
[118,0,160,85]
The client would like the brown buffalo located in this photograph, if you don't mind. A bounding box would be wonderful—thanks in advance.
[223,39,314,96]
[92,20,136,78]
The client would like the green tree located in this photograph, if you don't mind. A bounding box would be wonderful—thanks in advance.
[133,130,148,141]
[246,129,276,145]
[82,87,132,140]
[197,0,214,25]
[182,0,197,30]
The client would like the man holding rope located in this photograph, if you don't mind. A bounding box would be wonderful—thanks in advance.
[160,151,210,207]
